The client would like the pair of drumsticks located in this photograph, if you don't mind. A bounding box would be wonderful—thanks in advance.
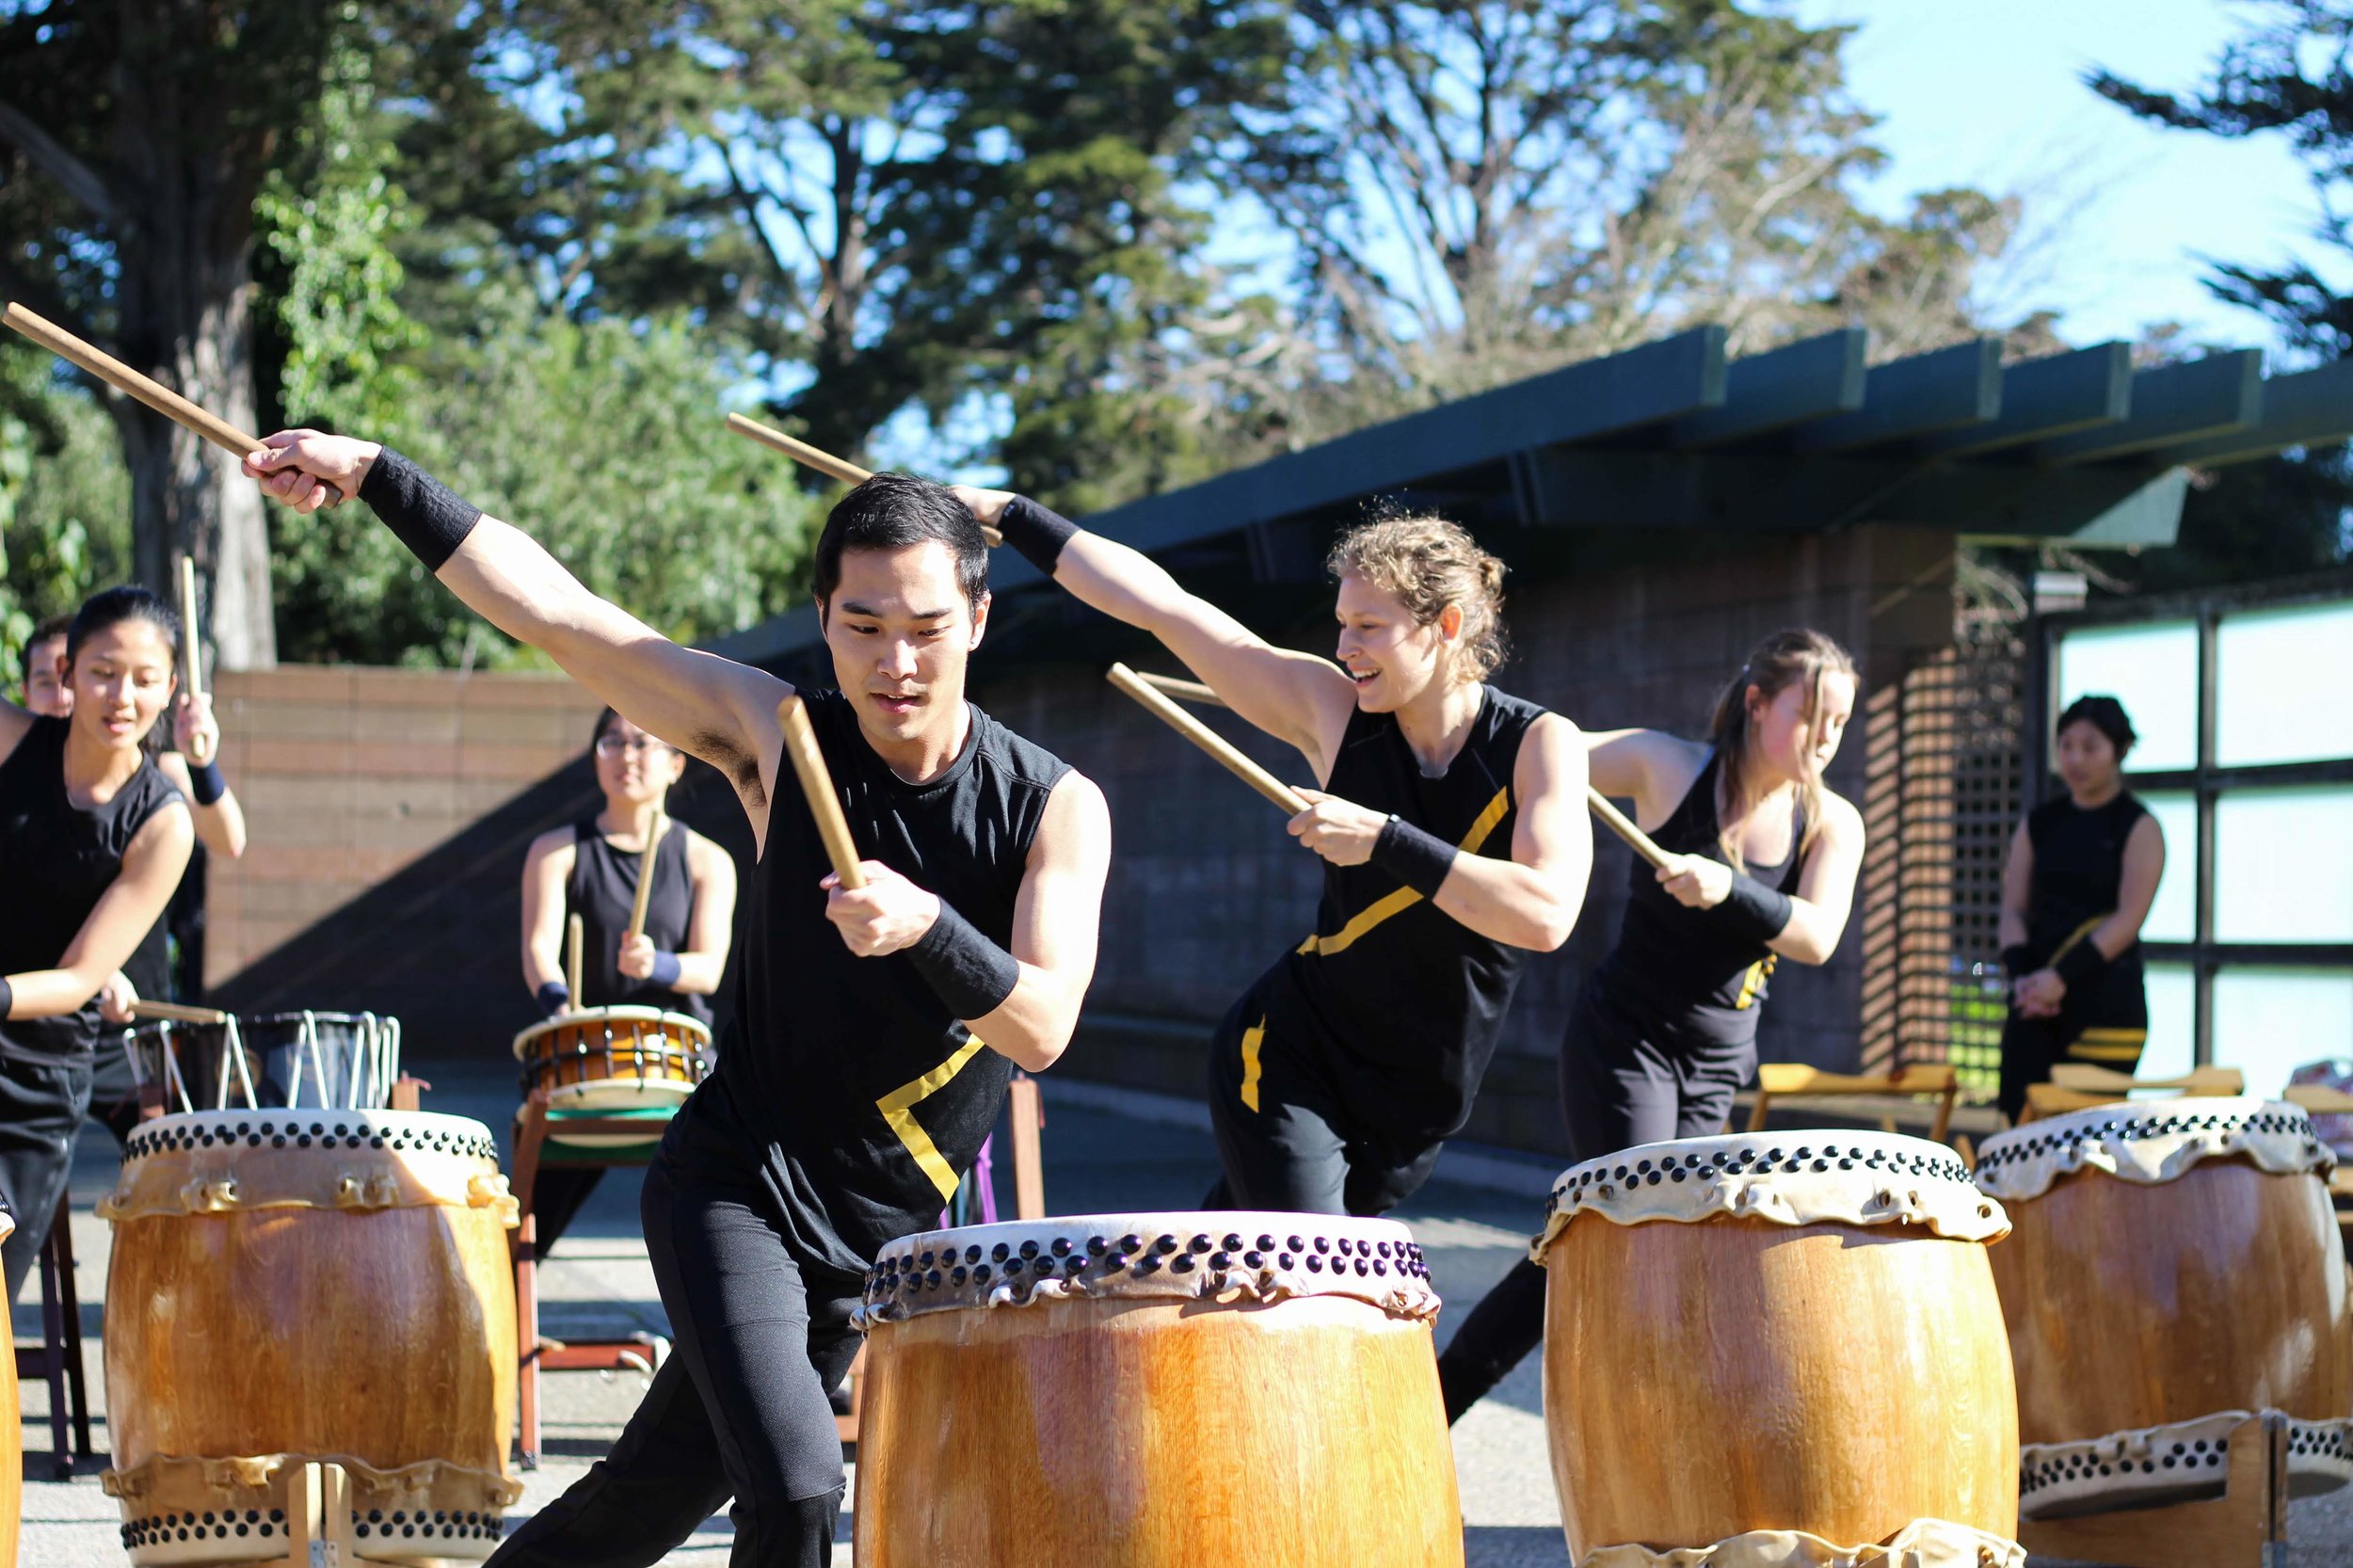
[1,302,1671,877]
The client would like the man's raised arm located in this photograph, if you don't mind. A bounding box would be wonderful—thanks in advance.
[245,432,785,815]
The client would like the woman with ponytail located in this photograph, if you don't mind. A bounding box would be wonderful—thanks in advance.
[957,488,1593,1219]
[1435,628,1865,1422]
[0,586,196,1301]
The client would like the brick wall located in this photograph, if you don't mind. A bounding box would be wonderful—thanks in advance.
[972,524,1956,1156]
[206,666,608,991]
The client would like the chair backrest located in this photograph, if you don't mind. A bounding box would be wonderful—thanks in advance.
[2285,1082,2353,1115]
[2046,1063,2246,1096]
[1755,1063,1959,1097]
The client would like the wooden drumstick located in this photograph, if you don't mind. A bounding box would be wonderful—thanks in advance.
[566,913,584,1001]
[175,554,216,766]
[1107,663,1308,815]
[625,810,670,943]
[776,695,867,888]
[1132,666,1675,869]
[724,412,1003,547]
[130,999,232,1026]
[3,302,344,502]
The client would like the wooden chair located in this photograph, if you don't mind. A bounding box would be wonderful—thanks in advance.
[2283,1084,2353,1246]
[2022,1065,2245,1123]
[12,1191,92,1479]
[1744,1063,1962,1147]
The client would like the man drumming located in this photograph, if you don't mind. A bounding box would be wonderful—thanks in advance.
[245,434,1112,1568]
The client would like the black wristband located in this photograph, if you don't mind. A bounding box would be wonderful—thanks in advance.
[2055,939,2110,994]
[189,760,228,806]
[0,975,12,1019]
[996,495,1079,576]
[905,900,1020,1021]
[360,447,483,570]
[2001,945,2034,979]
[535,981,571,1017]
[1718,871,1795,943]
[1369,814,1458,898]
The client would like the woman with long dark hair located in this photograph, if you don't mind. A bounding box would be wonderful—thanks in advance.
[1996,695,2164,1121]
[0,586,196,1299]
[1434,629,1866,1421]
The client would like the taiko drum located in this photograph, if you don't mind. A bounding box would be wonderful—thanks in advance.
[1542,1131,2021,1565]
[1976,1097,2352,1517]
[99,1110,522,1564]
[854,1212,1463,1567]
[512,1006,708,1136]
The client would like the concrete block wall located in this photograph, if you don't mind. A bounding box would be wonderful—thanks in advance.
[205,666,609,990]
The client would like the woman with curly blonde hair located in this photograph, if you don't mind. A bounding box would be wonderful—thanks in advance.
[957,487,1593,1217]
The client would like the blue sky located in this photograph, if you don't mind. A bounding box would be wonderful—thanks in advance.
[1795,0,2342,358]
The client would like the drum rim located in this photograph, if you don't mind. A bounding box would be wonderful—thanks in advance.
[2019,1409,2352,1520]
[887,1209,1425,1252]
[511,1005,713,1058]
[1977,1095,2306,1157]
[544,1078,697,1102]
[120,1106,501,1148]
[1550,1128,1977,1193]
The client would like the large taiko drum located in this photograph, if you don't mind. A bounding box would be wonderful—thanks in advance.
[1,1193,18,1568]
[98,1110,522,1563]
[1541,1131,2021,1567]
[854,1212,1463,1566]
[512,1006,709,1141]
[1975,1097,2353,1518]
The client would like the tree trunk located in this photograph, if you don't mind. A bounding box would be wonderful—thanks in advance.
[106,1,277,670]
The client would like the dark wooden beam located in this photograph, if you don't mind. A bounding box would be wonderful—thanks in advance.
[1913,343,2133,458]
[2160,357,2353,467]
[1788,339,2002,453]
[2027,349,2262,465]
[1516,446,2174,536]
[1671,328,1865,448]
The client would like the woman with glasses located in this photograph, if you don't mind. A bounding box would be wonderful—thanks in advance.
[519,708,737,1252]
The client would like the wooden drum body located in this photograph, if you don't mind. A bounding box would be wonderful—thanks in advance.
[99,1110,522,1564]
[1976,1097,2353,1518]
[512,1006,709,1135]
[855,1212,1463,1567]
[1542,1132,2021,1567]
[1,1197,18,1568]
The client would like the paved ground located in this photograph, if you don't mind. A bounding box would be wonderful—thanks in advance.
[15,1062,2350,1565]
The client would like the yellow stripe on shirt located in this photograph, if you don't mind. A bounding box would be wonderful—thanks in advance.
[876,1034,991,1202]
[1296,787,1513,958]
[1239,1016,1267,1112]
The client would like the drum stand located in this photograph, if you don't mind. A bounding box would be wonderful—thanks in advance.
[239,1461,409,1568]
[2019,1413,2290,1568]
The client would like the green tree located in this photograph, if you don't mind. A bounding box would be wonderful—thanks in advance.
[2090,0,2353,584]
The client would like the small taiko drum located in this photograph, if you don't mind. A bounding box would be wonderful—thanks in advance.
[1976,1097,2353,1518]
[99,1110,522,1563]
[1,1192,19,1568]
[126,1010,402,1113]
[512,1006,709,1139]
[1541,1131,2021,1567]
[854,1212,1463,1567]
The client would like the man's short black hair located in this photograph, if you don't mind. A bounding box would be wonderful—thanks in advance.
[21,611,71,681]
[810,472,989,613]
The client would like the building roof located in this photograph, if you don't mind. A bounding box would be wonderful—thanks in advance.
[715,326,2353,672]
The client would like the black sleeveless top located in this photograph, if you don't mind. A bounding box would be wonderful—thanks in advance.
[1257,686,1546,1139]
[565,816,712,1026]
[0,716,184,1060]
[2023,792,2150,972]
[1594,752,1806,1046]
[701,688,1069,1275]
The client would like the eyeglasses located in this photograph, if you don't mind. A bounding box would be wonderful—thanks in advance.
[595,735,674,759]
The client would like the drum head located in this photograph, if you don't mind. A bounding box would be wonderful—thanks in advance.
[511,1005,712,1059]
[860,1210,1439,1325]
[1976,1097,2331,1202]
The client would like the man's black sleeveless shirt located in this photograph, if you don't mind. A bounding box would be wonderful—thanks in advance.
[566,818,712,1025]
[1593,752,1806,1047]
[1257,687,1546,1139]
[2022,792,2150,972]
[702,688,1068,1276]
[0,717,184,1061]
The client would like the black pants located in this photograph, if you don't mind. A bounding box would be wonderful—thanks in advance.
[89,1031,142,1152]
[0,1051,93,1304]
[529,1168,603,1256]
[1997,962,2148,1122]
[1433,984,1752,1422]
[488,1128,862,1568]
[1201,991,1448,1218]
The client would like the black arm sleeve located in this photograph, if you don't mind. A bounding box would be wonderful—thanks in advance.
[995,495,1079,576]
[360,448,484,570]
[1716,872,1794,943]
[905,901,1021,1021]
